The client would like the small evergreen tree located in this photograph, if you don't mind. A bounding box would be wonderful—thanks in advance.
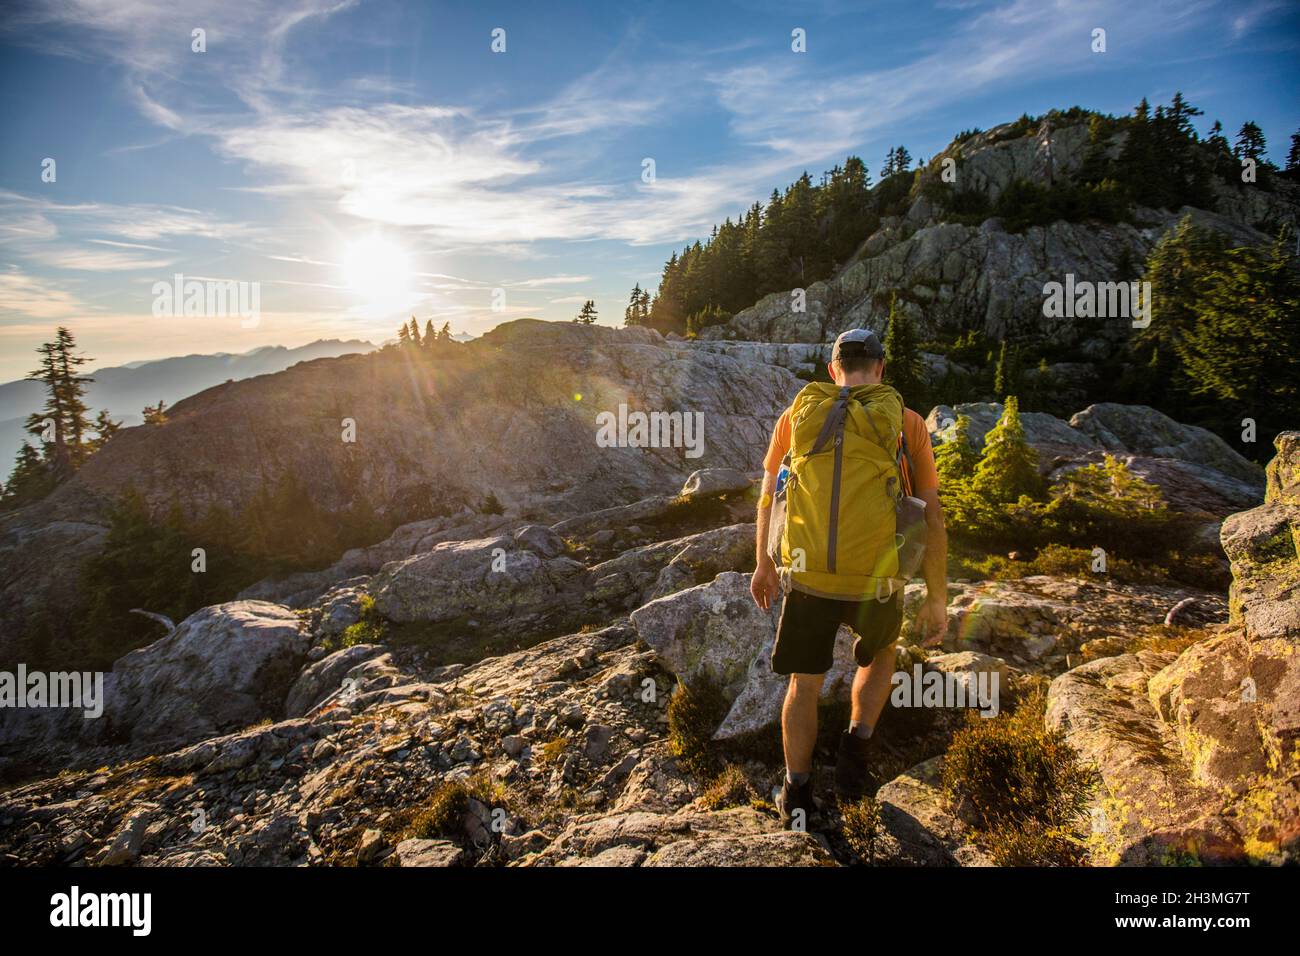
[625,283,644,326]
[882,293,926,407]
[993,341,1010,398]
[971,397,1043,504]
[575,300,598,324]
[142,400,168,425]
[1,443,54,509]
[90,409,122,451]
[934,415,980,484]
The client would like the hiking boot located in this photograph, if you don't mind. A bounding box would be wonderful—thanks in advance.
[776,775,815,830]
[834,731,872,800]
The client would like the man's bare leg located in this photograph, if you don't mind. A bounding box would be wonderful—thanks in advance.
[849,641,898,736]
[835,642,897,800]
[781,672,826,777]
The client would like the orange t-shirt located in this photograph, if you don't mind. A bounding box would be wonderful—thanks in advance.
[763,406,938,495]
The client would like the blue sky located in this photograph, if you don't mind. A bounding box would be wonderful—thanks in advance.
[1,0,1297,379]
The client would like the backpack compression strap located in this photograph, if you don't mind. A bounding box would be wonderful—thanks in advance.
[897,431,917,498]
[805,387,851,573]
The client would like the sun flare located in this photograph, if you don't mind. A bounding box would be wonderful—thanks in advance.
[340,235,414,312]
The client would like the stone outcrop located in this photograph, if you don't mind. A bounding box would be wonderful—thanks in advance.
[1045,431,1300,864]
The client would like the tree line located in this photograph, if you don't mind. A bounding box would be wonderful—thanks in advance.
[628,96,1299,339]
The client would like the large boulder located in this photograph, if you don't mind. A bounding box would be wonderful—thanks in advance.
[369,536,588,625]
[1069,404,1264,488]
[0,601,308,778]
[101,601,309,748]
[630,572,858,739]
[927,402,1099,463]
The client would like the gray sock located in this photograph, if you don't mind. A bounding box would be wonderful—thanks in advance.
[786,770,811,786]
[849,721,874,740]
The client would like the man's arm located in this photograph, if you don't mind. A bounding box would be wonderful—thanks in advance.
[915,487,948,646]
[750,471,780,611]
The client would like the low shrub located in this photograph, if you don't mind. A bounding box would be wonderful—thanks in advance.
[667,675,729,778]
[942,688,1093,838]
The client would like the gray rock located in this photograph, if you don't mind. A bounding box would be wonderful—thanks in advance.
[285,644,385,717]
[100,809,153,866]
[392,837,470,868]
[513,524,566,558]
[1069,403,1264,487]
[69,602,309,754]
[356,828,387,865]
[679,468,753,498]
[370,536,588,625]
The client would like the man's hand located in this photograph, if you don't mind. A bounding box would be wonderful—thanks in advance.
[750,557,780,611]
[915,593,948,647]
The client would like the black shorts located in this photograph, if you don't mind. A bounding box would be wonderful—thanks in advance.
[771,589,902,676]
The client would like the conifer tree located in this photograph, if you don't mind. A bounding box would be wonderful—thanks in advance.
[934,415,980,483]
[1234,122,1267,162]
[0,443,53,509]
[971,396,1043,503]
[142,399,168,425]
[24,327,94,480]
[882,293,926,407]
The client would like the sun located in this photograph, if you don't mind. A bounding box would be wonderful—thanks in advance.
[340,235,413,312]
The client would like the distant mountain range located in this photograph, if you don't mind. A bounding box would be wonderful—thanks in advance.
[0,339,376,468]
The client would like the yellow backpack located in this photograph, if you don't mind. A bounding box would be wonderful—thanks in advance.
[772,382,906,600]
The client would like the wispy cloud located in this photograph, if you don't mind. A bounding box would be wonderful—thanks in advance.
[0,267,90,319]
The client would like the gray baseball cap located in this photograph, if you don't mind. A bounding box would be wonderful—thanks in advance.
[831,328,884,363]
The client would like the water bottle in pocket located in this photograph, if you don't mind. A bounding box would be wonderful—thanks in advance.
[895,494,928,579]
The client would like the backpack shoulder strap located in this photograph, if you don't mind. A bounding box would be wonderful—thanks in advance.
[809,387,851,456]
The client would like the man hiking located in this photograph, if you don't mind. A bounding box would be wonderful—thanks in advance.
[750,327,949,825]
